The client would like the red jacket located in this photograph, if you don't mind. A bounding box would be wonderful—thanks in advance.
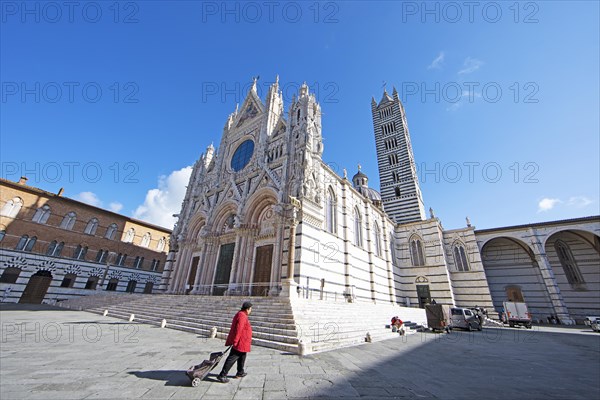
[225,310,252,352]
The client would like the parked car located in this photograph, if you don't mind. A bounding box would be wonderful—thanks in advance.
[449,307,482,331]
[584,316,600,332]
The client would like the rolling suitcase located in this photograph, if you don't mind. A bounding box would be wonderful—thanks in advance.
[186,346,232,387]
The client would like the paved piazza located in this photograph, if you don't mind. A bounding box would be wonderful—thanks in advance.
[1,304,599,400]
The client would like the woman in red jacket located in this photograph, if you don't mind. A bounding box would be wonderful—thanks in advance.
[217,301,253,383]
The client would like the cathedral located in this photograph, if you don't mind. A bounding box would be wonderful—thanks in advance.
[161,78,600,325]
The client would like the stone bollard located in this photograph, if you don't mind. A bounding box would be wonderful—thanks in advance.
[129,314,135,322]
[161,319,167,328]
[210,327,217,338]
[365,332,372,343]
[298,340,307,356]
[103,310,108,317]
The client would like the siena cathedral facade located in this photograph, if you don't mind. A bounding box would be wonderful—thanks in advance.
[161,78,600,325]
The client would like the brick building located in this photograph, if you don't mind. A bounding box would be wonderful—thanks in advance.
[0,177,170,303]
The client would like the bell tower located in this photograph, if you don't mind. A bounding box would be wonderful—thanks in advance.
[371,87,426,224]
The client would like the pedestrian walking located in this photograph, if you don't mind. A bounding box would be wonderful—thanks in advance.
[217,301,253,383]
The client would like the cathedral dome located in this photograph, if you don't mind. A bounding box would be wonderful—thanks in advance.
[351,164,383,206]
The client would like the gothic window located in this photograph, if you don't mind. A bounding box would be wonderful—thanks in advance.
[61,273,77,288]
[124,228,135,243]
[150,259,160,271]
[156,237,166,252]
[1,197,23,218]
[73,245,88,260]
[453,242,470,271]
[116,253,127,266]
[373,221,382,257]
[354,207,363,247]
[46,240,64,257]
[105,223,118,240]
[554,240,585,285]
[133,256,144,269]
[60,212,77,230]
[16,235,36,252]
[96,249,108,263]
[410,235,426,266]
[0,267,21,283]
[395,187,401,197]
[297,109,301,122]
[84,218,99,235]
[32,205,51,224]
[140,232,151,248]
[326,187,337,234]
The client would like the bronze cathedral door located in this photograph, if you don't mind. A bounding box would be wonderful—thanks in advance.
[252,245,273,296]
[213,243,235,295]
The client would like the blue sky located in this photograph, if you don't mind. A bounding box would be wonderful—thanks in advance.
[1,1,599,230]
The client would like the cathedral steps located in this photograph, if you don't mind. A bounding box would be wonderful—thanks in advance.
[57,293,428,354]
[60,294,301,353]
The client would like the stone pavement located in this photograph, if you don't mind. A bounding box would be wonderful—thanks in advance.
[1,304,599,399]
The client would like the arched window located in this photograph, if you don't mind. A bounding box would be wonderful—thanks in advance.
[133,256,144,269]
[140,232,151,247]
[84,218,99,235]
[1,197,23,218]
[60,212,77,230]
[373,221,382,257]
[150,259,160,271]
[554,240,585,285]
[326,187,337,234]
[453,242,470,271]
[354,207,363,247]
[46,240,64,257]
[85,276,98,290]
[410,235,425,266]
[61,273,77,288]
[105,223,118,240]
[116,253,127,266]
[143,282,154,294]
[124,228,135,243]
[73,245,88,260]
[16,235,37,252]
[32,205,51,224]
[95,249,108,263]
[0,267,21,283]
[156,237,166,252]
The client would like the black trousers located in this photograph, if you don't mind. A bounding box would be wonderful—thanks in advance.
[219,348,247,377]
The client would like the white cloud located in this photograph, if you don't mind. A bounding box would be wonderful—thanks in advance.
[427,52,445,70]
[75,191,102,207]
[458,57,484,74]
[109,202,124,213]
[133,166,193,229]
[538,198,561,212]
[566,196,593,208]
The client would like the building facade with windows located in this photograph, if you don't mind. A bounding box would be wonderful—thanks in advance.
[159,79,598,324]
[0,177,169,304]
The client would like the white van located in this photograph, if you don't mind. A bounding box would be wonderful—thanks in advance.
[503,301,532,329]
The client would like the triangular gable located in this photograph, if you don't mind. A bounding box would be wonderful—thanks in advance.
[234,87,265,128]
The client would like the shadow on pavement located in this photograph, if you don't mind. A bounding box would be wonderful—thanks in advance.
[127,370,193,386]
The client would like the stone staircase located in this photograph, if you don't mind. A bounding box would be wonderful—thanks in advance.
[291,298,427,353]
[57,294,427,354]
[58,294,300,353]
